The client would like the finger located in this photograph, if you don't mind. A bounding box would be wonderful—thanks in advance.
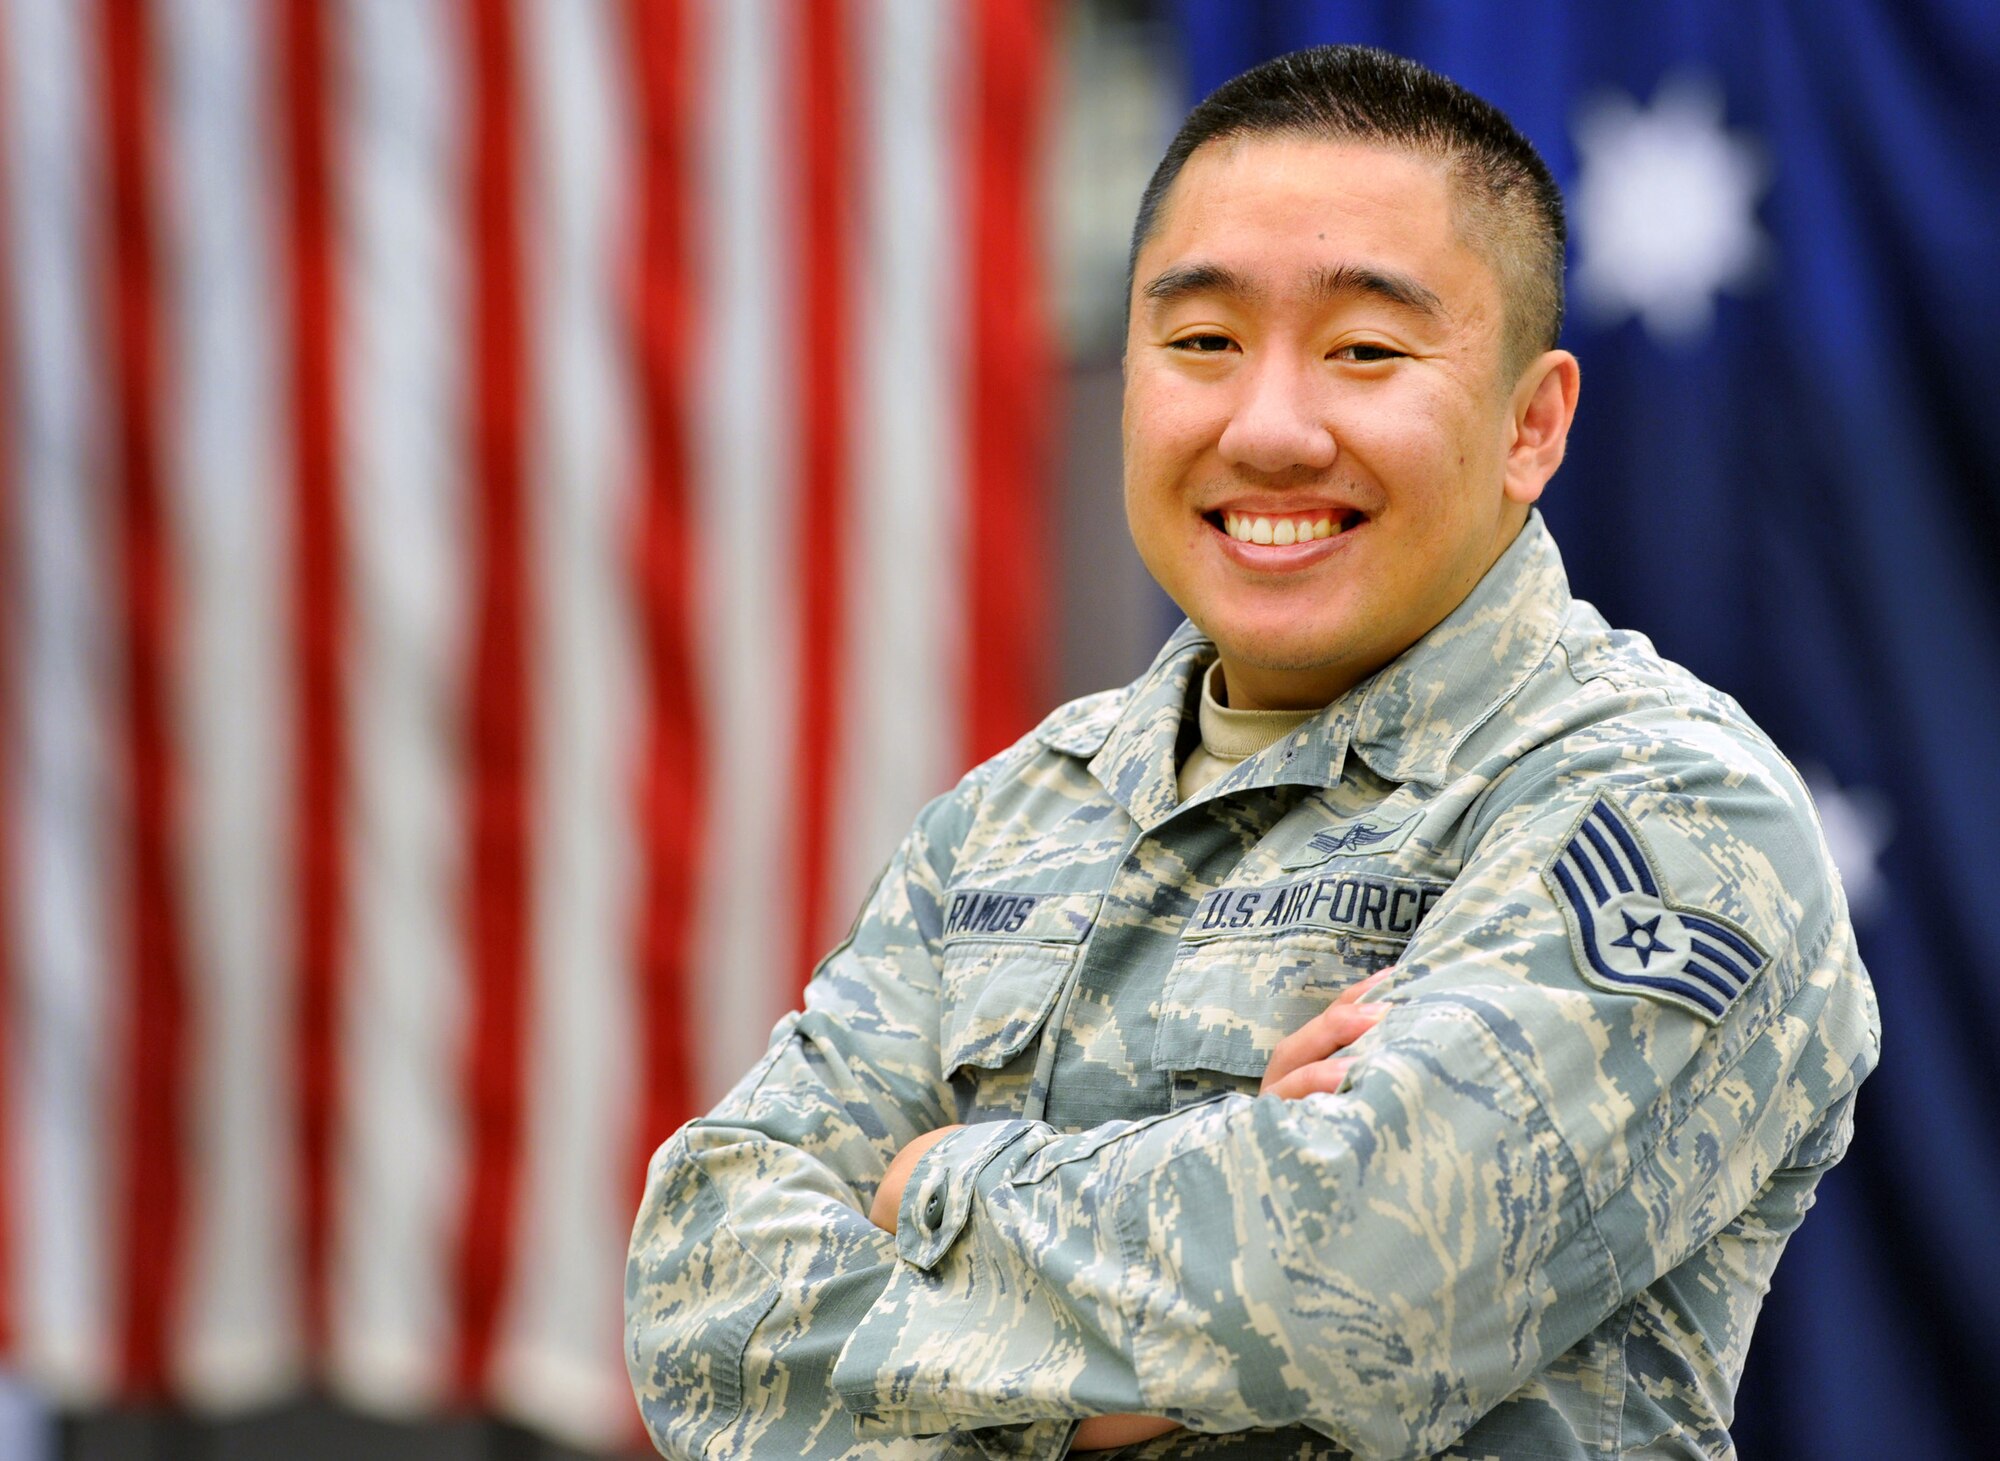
[1266,1055,1354,1101]
[1263,1001,1383,1089]
[1269,1003,1377,1073]
[1319,998,1385,1048]
[1261,972,1396,1092]
[1264,1032,1360,1088]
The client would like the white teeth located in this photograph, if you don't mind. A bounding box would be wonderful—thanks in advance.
[1219,510,1354,545]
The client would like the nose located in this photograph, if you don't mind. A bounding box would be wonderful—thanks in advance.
[1217,353,1337,475]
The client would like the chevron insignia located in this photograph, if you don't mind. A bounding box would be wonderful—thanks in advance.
[1543,797,1768,1023]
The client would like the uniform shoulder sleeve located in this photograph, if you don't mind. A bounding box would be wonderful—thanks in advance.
[1405,705,1880,1277]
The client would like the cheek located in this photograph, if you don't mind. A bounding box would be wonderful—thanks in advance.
[1125,369,1227,457]
[1355,394,1498,508]
[1355,392,1455,461]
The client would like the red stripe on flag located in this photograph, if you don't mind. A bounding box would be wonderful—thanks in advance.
[0,6,16,1360]
[97,0,189,1398]
[963,0,1056,766]
[791,0,853,997]
[623,0,703,1192]
[451,0,533,1401]
[276,0,345,1369]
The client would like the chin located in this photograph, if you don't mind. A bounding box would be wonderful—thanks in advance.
[1192,581,1328,637]
[1207,619,1356,675]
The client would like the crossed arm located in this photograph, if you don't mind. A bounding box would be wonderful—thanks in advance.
[862,976,1390,1453]
[626,757,1872,1459]
[621,781,1398,1459]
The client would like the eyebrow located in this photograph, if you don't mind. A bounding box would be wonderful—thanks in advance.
[1141,259,1445,320]
[1141,260,1251,305]
[1311,263,1446,319]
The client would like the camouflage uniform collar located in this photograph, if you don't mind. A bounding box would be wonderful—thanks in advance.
[1066,619,1361,831]
[1058,621,1217,829]
[1033,619,1208,758]
[1045,512,1569,821]
[1347,510,1570,789]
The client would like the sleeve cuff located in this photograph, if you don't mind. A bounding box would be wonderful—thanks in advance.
[895,1118,1046,1270]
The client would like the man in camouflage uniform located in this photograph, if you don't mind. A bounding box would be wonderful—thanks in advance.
[627,46,1878,1460]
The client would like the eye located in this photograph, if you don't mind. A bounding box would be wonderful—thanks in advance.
[1168,332,1236,354]
[1332,342,1405,363]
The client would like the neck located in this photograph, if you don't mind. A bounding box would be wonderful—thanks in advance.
[1211,657,1354,713]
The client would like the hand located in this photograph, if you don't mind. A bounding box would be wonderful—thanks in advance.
[1071,1414,1182,1450]
[1260,969,1392,1099]
[867,1125,964,1232]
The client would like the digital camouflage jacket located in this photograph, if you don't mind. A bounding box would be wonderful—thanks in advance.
[626,514,1880,1460]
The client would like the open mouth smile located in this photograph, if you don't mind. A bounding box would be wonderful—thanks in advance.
[1199,506,1368,569]
[1205,508,1365,545]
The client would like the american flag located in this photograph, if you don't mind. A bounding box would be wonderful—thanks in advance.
[0,0,1057,1446]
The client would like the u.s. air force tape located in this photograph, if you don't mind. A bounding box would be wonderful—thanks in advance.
[1183,871,1448,942]
[1543,795,1769,1023]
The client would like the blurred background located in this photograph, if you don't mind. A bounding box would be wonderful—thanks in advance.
[0,0,1993,1457]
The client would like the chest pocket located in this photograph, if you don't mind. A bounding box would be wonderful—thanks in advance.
[938,890,1101,1119]
[1152,929,1405,1107]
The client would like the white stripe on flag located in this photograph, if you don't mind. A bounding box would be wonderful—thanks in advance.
[691,0,800,1106]
[492,0,640,1442]
[837,0,968,922]
[331,0,463,1412]
[0,0,115,1402]
[157,0,299,1406]
[0,0,1052,1430]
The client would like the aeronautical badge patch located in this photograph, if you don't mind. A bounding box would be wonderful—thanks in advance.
[1542,796,1768,1023]
[1280,813,1418,870]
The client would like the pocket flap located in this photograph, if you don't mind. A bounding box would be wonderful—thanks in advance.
[940,942,1076,1075]
[1152,933,1392,1079]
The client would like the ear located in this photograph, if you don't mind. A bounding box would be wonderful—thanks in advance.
[1502,349,1580,507]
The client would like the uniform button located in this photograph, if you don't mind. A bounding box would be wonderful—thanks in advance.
[923,1190,946,1230]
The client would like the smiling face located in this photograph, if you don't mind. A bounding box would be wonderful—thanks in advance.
[1122,135,1578,710]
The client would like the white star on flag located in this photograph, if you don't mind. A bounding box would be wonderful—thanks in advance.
[1805,766,1896,924]
[1570,73,1769,343]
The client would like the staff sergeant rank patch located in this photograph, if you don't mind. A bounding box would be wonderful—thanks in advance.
[1543,796,1768,1023]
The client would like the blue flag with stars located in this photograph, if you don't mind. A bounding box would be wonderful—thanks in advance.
[1167,3,2000,1455]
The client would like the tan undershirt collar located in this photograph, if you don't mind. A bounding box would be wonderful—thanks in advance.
[1176,660,1322,802]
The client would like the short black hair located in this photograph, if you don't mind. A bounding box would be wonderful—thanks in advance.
[1129,45,1566,378]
